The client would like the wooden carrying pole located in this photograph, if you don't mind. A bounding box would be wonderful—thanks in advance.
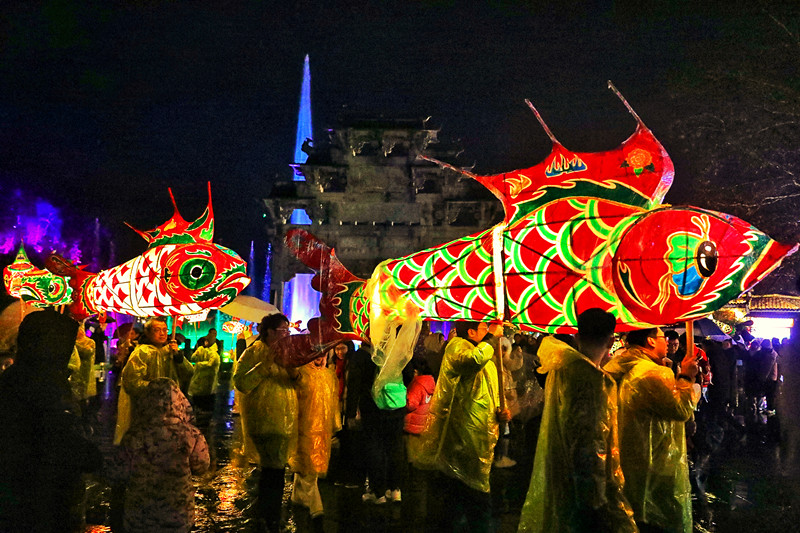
[171,316,178,342]
[496,335,506,411]
[685,320,695,359]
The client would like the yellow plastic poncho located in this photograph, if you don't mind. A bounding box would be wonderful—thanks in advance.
[291,362,342,476]
[67,347,81,399]
[73,334,96,401]
[518,337,636,533]
[604,346,701,533]
[114,343,195,444]
[414,336,500,493]
[233,339,298,468]
[188,343,221,397]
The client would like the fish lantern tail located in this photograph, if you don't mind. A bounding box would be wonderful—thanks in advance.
[272,229,368,367]
[45,254,97,320]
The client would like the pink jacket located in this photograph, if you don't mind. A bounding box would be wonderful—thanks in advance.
[404,374,436,434]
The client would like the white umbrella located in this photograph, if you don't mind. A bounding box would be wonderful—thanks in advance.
[219,295,280,323]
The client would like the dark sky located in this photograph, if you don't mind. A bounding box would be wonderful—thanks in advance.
[0,1,771,262]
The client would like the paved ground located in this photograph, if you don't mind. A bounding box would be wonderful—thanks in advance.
[80,370,800,532]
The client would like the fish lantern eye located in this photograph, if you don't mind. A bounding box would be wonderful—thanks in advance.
[696,240,718,277]
[180,258,216,289]
[48,282,56,293]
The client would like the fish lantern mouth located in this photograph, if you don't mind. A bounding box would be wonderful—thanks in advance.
[741,240,798,291]
[216,270,251,295]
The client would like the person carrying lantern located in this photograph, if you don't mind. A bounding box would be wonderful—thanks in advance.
[518,308,636,533]
[605,327,700,533]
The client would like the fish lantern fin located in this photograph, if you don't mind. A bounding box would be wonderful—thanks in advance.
[125,182,215,248]
[423,83,675,226]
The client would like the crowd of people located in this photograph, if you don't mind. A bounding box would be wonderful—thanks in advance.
[0,305,798,532]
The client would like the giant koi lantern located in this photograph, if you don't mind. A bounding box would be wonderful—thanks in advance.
[47,183,251,320]
[273,83,796,371]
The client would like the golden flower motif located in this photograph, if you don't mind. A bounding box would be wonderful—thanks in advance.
[626,148,652,168]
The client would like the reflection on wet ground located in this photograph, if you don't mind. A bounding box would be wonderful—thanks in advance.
[83,371,800,532]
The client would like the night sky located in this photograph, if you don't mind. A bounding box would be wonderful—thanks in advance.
[1,1,797,271]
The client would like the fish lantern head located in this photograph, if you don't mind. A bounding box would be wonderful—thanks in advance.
[162,243,250,309]
[19,271,73,308]
[612,206,796,324]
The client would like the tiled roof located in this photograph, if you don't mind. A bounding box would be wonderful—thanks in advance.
[726,294,800,311]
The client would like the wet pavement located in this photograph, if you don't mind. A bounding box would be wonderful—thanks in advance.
[81,369,800,532]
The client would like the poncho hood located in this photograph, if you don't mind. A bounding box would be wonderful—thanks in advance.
[604,346,653,383]
[536,336,593,374]
[133,377,193,427]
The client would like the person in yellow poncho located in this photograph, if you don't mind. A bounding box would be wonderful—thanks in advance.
[604,327,700,533]
[414,320,509,532]
[188,332,221,412]
[72,324,97,410]
[290,354,341,531]
[233,313,298,533]
[114,317,195,444]
[518,308,636,533]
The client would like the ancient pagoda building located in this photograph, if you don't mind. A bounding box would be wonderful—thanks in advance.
[264,116,503,320]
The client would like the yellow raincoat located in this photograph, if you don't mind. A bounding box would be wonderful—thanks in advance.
[73,335,96,400]
[114,344,195,444]
[233,340,298,468]
[188,343,221,397]
[604,346,700,533]
[518,337,636,533]
[414,336,500,493]
[291,362,341,476]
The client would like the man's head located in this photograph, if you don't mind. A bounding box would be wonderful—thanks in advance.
[664,330,680,355]
[259,313,290,344]
[761,338,773,350]
[576,308,616,348]
[455,321,489,343]
[626,327,667,363]
[144,317,169,347]
[207,328,217,342]
[16,309,79,369]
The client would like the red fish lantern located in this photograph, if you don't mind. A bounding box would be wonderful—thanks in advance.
[273,84,796,368]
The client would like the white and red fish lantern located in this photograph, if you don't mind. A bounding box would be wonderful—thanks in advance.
[47,183,250,320]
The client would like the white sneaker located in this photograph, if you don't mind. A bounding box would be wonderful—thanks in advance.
[374,495,388,504]
[362,491,377,503]
[494,456,517,468]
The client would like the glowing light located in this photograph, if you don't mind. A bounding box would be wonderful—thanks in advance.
[750,317,794,341]
[293,54,312,180]
[281,273,320,330]
[262,243,272,302]
[289,208,313,225]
